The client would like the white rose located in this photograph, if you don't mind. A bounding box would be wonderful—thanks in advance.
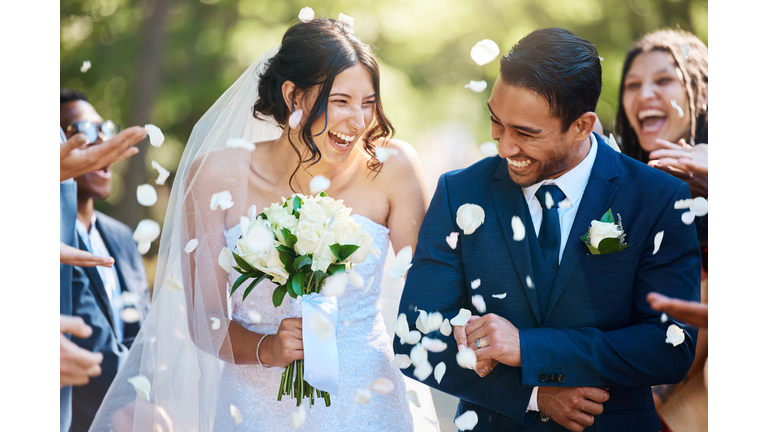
[456,203,485,235]
[312,231,338,272]
[294,219,326,256]
[236,221,274,266]
[317,196,345,215]
[342,230,374,264]
[252,246,289,285]
[589,221,622,248]
[298,200,327,223]
[332,219,361,243]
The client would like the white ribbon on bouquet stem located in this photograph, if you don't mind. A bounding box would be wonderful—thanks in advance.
[290,293,339,396]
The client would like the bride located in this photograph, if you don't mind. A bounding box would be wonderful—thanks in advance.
[91,16,441,432]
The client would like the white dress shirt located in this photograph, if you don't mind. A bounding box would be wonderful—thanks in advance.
[522,134,598,412]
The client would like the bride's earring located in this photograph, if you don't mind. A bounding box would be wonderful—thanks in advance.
[289,109,303,129]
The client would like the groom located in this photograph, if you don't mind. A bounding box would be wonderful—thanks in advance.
[395,28,700,431]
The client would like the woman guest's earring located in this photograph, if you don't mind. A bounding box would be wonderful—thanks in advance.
[289,109,303,129]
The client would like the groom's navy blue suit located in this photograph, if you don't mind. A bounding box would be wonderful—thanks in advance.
[395,135,700,431]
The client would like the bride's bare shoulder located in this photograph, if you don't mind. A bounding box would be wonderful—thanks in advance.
[186,141,272,188]
[370,138,423,181]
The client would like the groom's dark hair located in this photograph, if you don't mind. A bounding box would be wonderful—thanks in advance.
[500,28,602,133]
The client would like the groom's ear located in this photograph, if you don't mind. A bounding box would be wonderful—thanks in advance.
[570,112,597,143]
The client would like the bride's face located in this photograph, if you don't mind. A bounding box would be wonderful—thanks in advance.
[305,63,376,164]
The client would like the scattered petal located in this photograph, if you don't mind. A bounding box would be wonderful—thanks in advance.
[421,337,448,353]
[410,343,428,367]
[298,6,315,23]
[454,410,479,431]
[127,375,151,402]
[247,311,262,323]
[492,293,507,299]
[338,13,355,27]
[607,133,622,153]
[681,44,690,59]
[470,279,481,290]
[598,56,605,61]
[368,378,395,394]
[395,313,410,343]
[511,216,525,241]
[288,109,303,129]
[479,141,498,156]
[348,270,364,288]
[406,390,421,407]
[456,347,477,369]
[121,291,140,306]
[426,312,444,332]
[210,317,221,330]
[309,175,331,194]
[144,124,165,147]
[526,275,534,289]
[670,99,684,118]
[440,319,452,337]
[151,160,171,185]
[391,354,412,369]
[308,311,334,340]
[355,388,372,404]
[446,232,459,249]
[375,147,399,163]
[323,272,347,297]
[210,190,235,211]
[387,245,413,278]
[434,361,446,384]
[239,216,250,236]
[164,274,183,292]
[136,184,158,206]
[558,199,572,210]
[371,247,382,260]
[450,309,472,326]
[291,404,306,429]
[464,80,487,92]
[218,247,232,273]
[406,330,422,345]
[80,60,91,73]
[653,231,664,255]
[414,361,433,381]
[661,313,668,323]
[471,294,486,313]
[544,191,554,209]
[415,309,429,334]
[248,204,257,220]
[666,324,685,346]
[691,197,708,217]
[456,204,485,235]
[230,404,243,425]
[364,276,374,294]
[137,242,151,255]
[681,210,695,225]
[470,39,500,66]
[121,307,141,323]
[674,198,694,210]
[225,138,255,151]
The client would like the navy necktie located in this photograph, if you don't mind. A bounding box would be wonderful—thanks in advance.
[535,185,566,276]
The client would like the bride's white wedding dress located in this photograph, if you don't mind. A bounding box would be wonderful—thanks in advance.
[213,214,440,431]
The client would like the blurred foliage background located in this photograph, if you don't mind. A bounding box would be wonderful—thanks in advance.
[60,0,707,289]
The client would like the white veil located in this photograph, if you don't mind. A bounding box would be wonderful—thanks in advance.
[90,47,283,432]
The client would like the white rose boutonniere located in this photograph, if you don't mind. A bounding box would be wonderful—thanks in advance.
[580,209,630,254]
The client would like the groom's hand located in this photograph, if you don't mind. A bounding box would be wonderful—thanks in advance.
[453,316,498,377]
[465,313,522,367]
[537,386,610,432]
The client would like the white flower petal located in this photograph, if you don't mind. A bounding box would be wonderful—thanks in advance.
[666,324,685,347]
[136,184,158,206]
[661,313,668,323]
[322,273,347,298]
[368,377,395,394]
[471,294,486,313]
[239,216,250,237]
[137,242,150,255]
[121,291,140,306]
[218,247,232,273]
[545,191,554,209]
[298,6,314,23]
[355,388,372,404]
[309,175,331,194]
[144,124,165,147]
[558,199,572,210]
[348,270,364,288]
[406,389,421,407]
[426,312,444,332]
[670,99,684,118]
[247,311,262,323]
[526,275,534,289]
[456,347,477,369]
[456,203,485,235]
[434,362,447,385]
[681,43,690,59]
[308,311,335,340]
[415,309,429,334]
[470,279,481,290]
[225,137,255,151]
[151,160,171,185]
[371,247,382,260]
[391,354,412,369]
[364,276,374,294]
[422,337,448,353]
[440,319,452,337]
[681,210,695,225]
[291,404,306,429]
[470,39,500,66]
[406,330,422,345]
[80,60,91,73]
[288,109,303,129]
[653,231,664,255]
[691,197,708,217]
[413,361,433,381]
[387,245,413,278]
[464,80,487,92]
[446,232,459,249]
[511,216,525,241]
[248,204,257,220]
[479,141,498,156]
[127,375,151,402]
[454,410,479,431]
[164,274,183,292]
[210,190,235,211]
[492,293,507,299]
[674,198,694,210]
[395,313,410,342]
[607,133,622,153]
[210,317,221,330]
[598,56,605,61]
[375,147,399,163]
[338,12,355,27]
[121,307,141,323]
[229,404,243,425]
[410,343,428,367]
[450,308,471,326]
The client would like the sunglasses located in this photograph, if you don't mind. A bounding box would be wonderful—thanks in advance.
[65,120,120,144]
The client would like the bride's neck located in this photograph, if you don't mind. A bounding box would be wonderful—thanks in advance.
[267,133,359,188]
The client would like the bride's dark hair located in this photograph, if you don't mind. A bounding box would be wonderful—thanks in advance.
[254,18,393,187]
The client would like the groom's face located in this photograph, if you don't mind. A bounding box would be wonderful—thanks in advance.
[488,77,592,188]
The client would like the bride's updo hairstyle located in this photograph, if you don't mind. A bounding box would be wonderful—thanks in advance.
[254,18,393,183]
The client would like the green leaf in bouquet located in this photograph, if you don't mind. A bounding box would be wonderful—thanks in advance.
[272,285,289,307]
[281,228,298,247]
[276,244,292,253]
[326,263,346,275]
[230,273,252,297]
[319,191,328,197]
[596,237,629,254]
[232,252,258,274]
[257,212,267,221]
[243,273,268,301]
[599,209,615,224]
[294,255,312,271]
[314,270,329,288]
[329,244,360,262]
[278,250,295,272]
[291,271,305,297]
[292,195,303,218]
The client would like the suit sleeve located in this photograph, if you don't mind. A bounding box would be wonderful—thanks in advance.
[518,182,700,388]
[394,174,538,427]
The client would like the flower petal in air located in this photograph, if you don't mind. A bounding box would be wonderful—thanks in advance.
[375,147,399,163]
[681,210,695,225]
[80,60,91,73]
[456,203,485,235]
[391,354,412,369]
[309,311,334,340]
[121,291,140,306]
[225,138,255,151]
[471,294,486,313]
[406,330,422,345]
[230,404,243,425]
[395,313,410,342]
[674,199,693,210]
[218,247,232,273]
[653,231,664,255]
[450,308,471,326]
[127,375,151,401]
[137,242,150,255]
[455,410,479,431]
[511,216,525,241]
[691,197,708,217]
[440,319,452,336]
[526,275,534,289]
[446,232,459,249]
[666,324,685,346]
[421,337,448,353]
[239,216,250,237]
[456,347,477,369]
[298,7,314,23]
[410,343,428,367]
[309,175,331,194]
[355,388,372,404]
[184,239,198,254]
[338,13,355,26]
[670,99,684,118]
[387,245,413,278]
[558,199,572,210]
[136,184,158,206]
[248,204,257,220]
[288,109,303,129]
[364,276,374,294]
[151,160,170,185]
[210,190,235,211]
[492,293,507,299]
[426,312,443,332]
[368,377,395,394]
[414,361,433,381]
[480,141,498,156]
[545,191,554,209]
[210,317,221,330]
[661,313,668,323]
[248,311,262,323]
[322,272,347,298]
[681,44,690,59]
[415,309,429,334]
[144,124,165,147]
[470,39,500,66]
[121,307,141,323]
[291,404,306,429]
[464,80,487,92]
[470,279,481,289]
[348,270,364,288]
[164,274,183,292]
[607,133,622,153]
[406,390,421,407]
[371,247,382,260]
[435,362,447,385]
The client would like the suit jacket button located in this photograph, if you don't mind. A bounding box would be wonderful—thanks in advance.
[541,414,550,422]
[538,373,546,382]
[558,374,565,383]
[547,374,555,382]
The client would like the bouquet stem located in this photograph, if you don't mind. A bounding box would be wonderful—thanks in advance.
[278,359,331,407]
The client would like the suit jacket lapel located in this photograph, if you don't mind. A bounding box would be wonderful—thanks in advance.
[76,233,118,332]
[489,159,543,325]
[544,136,620,324]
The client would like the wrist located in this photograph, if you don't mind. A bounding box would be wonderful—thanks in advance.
[256,334,274,368]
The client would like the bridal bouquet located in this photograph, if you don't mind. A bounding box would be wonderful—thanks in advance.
[229,193,373,407]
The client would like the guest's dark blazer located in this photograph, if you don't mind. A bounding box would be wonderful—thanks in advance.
[395,134,700,431]
[71,211,150,432]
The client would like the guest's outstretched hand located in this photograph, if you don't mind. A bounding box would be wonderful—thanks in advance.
[60,126,146,182]
[647,292,708,328]
[60,315,103,387]
[648,139,708,176]
[60,242,114,267]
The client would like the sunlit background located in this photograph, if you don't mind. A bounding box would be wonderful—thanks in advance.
[60,0,707,429]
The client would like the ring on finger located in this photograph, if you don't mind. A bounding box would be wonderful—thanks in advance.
[475,338,481,349]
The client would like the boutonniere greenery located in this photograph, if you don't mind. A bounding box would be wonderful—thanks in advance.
[580,209,630,255]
